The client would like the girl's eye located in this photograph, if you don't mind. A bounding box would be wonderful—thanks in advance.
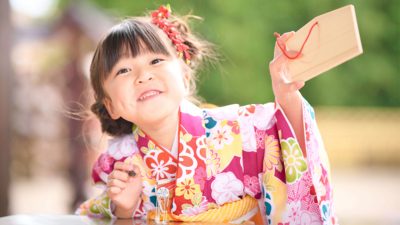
[116,68,131,76]
[151,58,164,65]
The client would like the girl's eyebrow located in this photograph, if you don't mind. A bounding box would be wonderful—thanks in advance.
[110,57,132,76]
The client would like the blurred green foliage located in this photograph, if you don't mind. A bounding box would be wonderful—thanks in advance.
[86,0,399,107]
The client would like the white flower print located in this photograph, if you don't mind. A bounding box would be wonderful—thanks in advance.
[211,172,244,205]
[238,117,257,152]
[210,124,234,150]
[150,158,175,180]
[107,134,138,160]
[144,149,176,180]
[253,104,276,130]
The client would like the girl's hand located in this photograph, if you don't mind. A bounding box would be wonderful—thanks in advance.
[269,32,306,152]
[106,162,142,212]
[269,31,305,105]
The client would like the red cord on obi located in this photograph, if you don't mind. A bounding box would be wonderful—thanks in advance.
[274,21,319,60]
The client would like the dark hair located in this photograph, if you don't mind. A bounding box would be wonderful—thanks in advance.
[90,16,214,137]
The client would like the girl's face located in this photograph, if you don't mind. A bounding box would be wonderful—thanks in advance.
[103,50,188,129]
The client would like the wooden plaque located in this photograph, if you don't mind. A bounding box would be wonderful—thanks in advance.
[284,5,363,82]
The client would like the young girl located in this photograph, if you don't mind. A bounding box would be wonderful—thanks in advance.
[76,5,336,225]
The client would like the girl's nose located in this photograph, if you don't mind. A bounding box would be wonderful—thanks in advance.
[136,73,154,84]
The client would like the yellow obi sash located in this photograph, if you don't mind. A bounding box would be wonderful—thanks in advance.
[147,195,262,223]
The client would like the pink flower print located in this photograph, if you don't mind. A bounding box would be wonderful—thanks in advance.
[194,167,207,189]
[255,129,266,149]
[244,175,261,196]
[94,153,115,175]
[238,104,256,117]
[227,120,240,135]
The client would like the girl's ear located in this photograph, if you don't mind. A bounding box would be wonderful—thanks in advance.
[103,98,120,120]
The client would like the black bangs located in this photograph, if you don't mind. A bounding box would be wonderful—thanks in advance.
[101,19,171,75]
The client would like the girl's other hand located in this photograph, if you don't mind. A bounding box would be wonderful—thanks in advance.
[269,31,305,104]
[106,162,142,211]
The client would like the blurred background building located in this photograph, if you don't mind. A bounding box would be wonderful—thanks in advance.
[0,0,399,225]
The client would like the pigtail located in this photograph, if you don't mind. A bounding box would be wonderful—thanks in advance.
[90,101,133,137]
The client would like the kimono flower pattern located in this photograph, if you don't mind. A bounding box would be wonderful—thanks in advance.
[181,194,208,216]
[77,99,336,224]
[210,123,234,150]
[205,148,220,178]
[107,135,138,160]
[263,135,281,172]
[211,172,244,205]
[176,178,201,199]
[193,166,207,189]
[282,138,307,183]
[244,174,261,197]
[144,148,176,180]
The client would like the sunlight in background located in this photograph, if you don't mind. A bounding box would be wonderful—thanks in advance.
[10,0,58,18]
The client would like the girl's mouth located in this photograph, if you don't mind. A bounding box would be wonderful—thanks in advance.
[138,90,162,101]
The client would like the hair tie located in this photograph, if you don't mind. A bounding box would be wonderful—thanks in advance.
[151,5,191,64]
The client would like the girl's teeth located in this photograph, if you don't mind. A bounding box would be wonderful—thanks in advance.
[139,91,160,101]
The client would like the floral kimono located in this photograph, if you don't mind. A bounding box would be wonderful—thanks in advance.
[76,98,337,225]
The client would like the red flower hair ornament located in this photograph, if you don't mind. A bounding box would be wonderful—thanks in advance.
[151,5,191,64]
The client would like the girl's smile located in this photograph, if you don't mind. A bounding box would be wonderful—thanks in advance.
[137,90,162,102]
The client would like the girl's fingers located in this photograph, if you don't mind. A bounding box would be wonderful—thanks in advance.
[274,31,295,57]
[108,170,130,182]
[108,163,142,184]
[131,165,141,174]
[278,31,295,42]
[127,165,142,182]
[108,186,122,195]
[114,162,134,172]
[270,50,302,83]
[270,54,289,80]
[107,178,127,189]
[294,81,305,90]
